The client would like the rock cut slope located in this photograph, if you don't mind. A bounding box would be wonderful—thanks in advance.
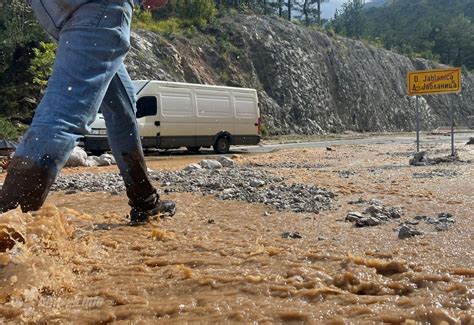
[126,15,474,135]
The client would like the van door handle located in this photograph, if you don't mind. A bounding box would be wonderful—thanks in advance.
[155,121,160,126]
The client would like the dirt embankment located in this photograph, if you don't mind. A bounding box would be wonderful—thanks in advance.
[0,142,472,323]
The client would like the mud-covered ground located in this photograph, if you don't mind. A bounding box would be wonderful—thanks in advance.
[0,141,473,324]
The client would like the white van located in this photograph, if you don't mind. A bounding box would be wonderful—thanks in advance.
[84,80,261,154]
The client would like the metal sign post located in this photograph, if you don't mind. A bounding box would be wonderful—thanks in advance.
[450,105,454,156]
[415,96,420,152]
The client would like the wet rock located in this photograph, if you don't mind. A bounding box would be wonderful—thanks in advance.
[282,232,302,239]
[398,226,423,239]
[409,151,429,166]
[345,212,363,222]
[435,223,449,231]
[217,156,235,167]
[250,179,265,188]
[65,146,88,167]
[368,199,383,206]
[467,137,474,145]
[338,170,355,178]
[356,216,382,227]
[414,215,428,221]
[348,197,366,205]
[86,156,100,167]
[200,160,222,170]
[365,205,402,220]
[346,203,403,227]
[402,220,420,226]
[326,147,334,151]
[184,163,202,172]
[98,154,116,166]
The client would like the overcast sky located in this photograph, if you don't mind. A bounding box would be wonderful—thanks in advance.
[321,0,374,19]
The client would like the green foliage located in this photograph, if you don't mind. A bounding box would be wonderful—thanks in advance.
[0,118,21,140]
[259,122,270,138]
[0,0,47,122]
[133,11,185,36]
[328,0,474,70]
[168,0,216,27]
[29,42,57,87]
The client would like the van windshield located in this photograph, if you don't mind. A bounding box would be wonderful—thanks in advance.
[136,96,158,118]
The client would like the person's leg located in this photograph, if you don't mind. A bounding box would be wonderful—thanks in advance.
[101,66,156,207]
[100,66,175,224]
[0,0,133,213]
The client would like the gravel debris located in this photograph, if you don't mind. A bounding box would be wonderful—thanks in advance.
[338,170,355,178]
[52,163,337,214]
[412,169,459,178]
[247,162,330,169]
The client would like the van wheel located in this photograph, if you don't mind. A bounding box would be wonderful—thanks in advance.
[213,136,230,154]
[186,146,201,153]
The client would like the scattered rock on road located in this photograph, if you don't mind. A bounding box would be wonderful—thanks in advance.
[65,146,88,167]
[282,232,302,239]
[217,156,235,167]
[409,151,429,166]
[398,226,423,239]
[184,163,202,172]
[346,203,403,227]
[52,165,337,214]
[200,159,222,170]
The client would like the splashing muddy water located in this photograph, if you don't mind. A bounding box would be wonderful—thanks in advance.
[0,142,472,323]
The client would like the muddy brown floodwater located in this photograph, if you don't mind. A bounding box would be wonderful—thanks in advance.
[0,142,472,324]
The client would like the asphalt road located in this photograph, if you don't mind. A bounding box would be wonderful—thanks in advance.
[145,132,474,159]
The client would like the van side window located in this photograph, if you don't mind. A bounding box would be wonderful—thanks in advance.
[136,96,157,119]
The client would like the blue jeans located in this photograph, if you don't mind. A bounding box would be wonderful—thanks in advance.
[14,0,155,208]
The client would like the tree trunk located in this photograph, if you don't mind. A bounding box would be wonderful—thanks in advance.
[287,0,291,21]
[317,0,321,25]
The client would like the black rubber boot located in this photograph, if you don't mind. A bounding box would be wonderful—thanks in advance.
[128,190,176,226]
[0,156,56,213]
[120,151,176,226]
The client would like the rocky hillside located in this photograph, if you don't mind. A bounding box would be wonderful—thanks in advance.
[126,15,474,135]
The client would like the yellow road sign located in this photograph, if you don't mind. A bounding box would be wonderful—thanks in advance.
[407,68,461,96]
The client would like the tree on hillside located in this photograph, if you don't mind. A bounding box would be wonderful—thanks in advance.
[295,0,327,26]
[331,0,365,38]
[433,15,474,69]
[287,0,292,20]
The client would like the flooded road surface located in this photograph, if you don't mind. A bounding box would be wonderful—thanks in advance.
[0,142,472,323]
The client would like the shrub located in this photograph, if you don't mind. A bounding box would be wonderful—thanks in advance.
[29,42,56,87]
[0,118,20,140]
